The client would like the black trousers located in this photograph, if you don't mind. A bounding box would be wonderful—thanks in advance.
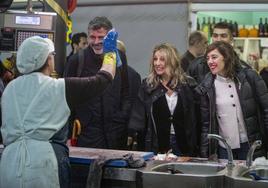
[51,142,71,188]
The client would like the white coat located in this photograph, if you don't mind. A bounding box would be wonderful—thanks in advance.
[0,72,70,188]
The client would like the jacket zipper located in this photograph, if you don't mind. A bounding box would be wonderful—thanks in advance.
[150,104,158,138]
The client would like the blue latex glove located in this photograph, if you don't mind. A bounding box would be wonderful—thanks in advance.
[249,170,268,181]
[103,29,122,67]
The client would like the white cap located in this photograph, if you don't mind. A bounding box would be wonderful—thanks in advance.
[16,36,55,74]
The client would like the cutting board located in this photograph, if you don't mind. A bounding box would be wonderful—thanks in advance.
[69,146,154,167]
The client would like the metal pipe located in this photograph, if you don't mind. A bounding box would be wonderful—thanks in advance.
[207,134,234,167]
[44,0,67,77]
[246,140,262,168]
[75,0,268,6]
[26,0,33,12]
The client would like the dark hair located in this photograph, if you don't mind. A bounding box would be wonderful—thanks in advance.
[189,31,206,46]
[205,41,238,79]
[71,32,87,50]
[88,16,113,31]
[71,32,87,46]
[213,22,234,36]
[0,60,5,77]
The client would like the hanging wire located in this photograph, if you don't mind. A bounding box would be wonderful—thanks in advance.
[38,0,45,11]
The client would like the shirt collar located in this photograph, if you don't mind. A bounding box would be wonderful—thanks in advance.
[216,74,232,83]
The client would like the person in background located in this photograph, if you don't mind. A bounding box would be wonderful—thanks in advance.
[188,22,251,84]
[0,31,118,188]
[260,66,268,88]
[196,41,268,160]
[0,57,15,143]
[117,40,142,150]
[66,32,88,62]
[117,40,141,107]
[128,43,197,156]
[181,31,208,72]
[64,16,131,150]
[0,56,15,95]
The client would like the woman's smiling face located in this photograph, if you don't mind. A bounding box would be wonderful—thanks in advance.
[153,50,170,78]
[206,48,226,76]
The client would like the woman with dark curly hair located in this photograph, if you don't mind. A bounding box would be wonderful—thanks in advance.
[196,41,268,160]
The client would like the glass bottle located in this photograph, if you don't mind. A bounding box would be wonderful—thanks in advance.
[201,17,206,30]
[232,21,238,37]
[211,17,216,27]
[197,18,200,31]
[202,17,210,38]
[210,17,216,35]
[264,18,268,37]
[259,18,265,37]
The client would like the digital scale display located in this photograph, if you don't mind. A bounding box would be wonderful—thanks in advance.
[15,15,41,25]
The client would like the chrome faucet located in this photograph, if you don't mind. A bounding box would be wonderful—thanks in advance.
[207,134,234,168]
[246,140,262,168]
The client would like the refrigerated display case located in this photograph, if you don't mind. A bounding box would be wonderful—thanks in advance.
[191,3,268,71]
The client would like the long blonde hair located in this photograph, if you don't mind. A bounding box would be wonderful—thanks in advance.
[146,43,186,89]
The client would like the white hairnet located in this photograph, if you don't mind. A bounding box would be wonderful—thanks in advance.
[16,36,55,74]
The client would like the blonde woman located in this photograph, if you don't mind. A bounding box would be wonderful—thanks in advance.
[128,43,197,156]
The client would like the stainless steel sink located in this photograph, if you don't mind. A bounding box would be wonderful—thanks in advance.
[225,165,268,188]
[137,161,227,188]
[137,161,268,188]
[240,167,268,180]
[151,162,226,175]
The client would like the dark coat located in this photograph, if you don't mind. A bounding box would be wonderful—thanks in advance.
[196,67,268,158]
[260,68,268,88]
[127,65,141,106]
[181,50,196,72]
[187,56,209,84]
[128,76,198,156]
[64,46,131,149]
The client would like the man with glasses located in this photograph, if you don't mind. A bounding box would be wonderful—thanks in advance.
[188,22,251,84]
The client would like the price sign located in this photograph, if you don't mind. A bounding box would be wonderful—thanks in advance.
[260,38,268,47]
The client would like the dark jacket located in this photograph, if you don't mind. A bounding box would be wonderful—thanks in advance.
[196,67,268,158]
[128,76,198,156]
[181,50,196,72]
[64,46,131,149]
[260,68,268,88]
[127,65,141,106]
[187,56,209,84]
